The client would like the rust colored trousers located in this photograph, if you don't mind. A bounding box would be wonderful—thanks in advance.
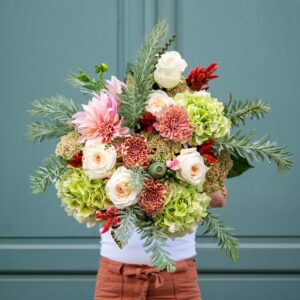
[93,256,202,300]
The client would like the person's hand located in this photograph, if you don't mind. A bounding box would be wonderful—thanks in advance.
[209,185,227,208]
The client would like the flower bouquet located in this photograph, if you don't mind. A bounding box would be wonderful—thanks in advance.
[26,20,293,272]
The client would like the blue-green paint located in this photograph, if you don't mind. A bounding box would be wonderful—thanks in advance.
[0,0,299,299]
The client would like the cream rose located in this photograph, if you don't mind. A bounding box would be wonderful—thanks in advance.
[176,148,209,185]
[105,167,140,209]
[154,51,188,89]
[145,90,173,116]
[82,144,117,179]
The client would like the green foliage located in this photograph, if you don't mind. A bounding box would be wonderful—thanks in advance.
[29,154,67,195]
[128,167,150,192]
[26,95,80,122]
[25,121,74,142]
[67,63,108,95]
[224,96,270,127]
[114,205,143,248]
[203,210,239,261]
[154,33,177,65]
[215,129,293,173]
[119,19,169,129]
[26,95,79,142]
[227,153,254,178]
[136,216,176,272]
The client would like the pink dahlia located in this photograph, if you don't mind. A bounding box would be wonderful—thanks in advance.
[153,105,193,143]
[68,91,129,146]
[105,75,126,102]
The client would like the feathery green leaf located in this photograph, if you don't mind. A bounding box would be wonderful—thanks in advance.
[25,121,74,142]
[215,129,293,173]
[119,19,169,129]
[128,167,150,192]
[29,154,67,195]
[224,98,270,127]
[26,95,80,122]
[203,210,239,261]
[113,205,143,247]
[136,216,176,272]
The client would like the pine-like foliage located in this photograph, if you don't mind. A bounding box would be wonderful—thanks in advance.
[215,129,293,173]
[203,210,239,261]
[154,33,177,65]
[26,95,79,142]
[224,97,270,127]
[26,95,81,122]
[119,20,169,129]
[114,205,143,247]
[29,154,67,195]
[136,217,176,272]
[25,121,74,142]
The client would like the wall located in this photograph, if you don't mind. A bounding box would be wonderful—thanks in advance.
[0,0,299,299]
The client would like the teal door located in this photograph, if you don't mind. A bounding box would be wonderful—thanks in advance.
[1,1,299,299]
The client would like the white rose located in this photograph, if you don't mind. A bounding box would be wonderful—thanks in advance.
[154,51,188,89]
[145,90,173,116]
[82,144,116,179]
[176,148,209,185]
[106,167,140,209]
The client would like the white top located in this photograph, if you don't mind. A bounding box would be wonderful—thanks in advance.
[99,226,197,265]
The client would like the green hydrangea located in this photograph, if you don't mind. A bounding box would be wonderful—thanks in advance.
[55,166,112,227]
[174,91,231,145]
[55,131,83,160]
[154,179,211,238]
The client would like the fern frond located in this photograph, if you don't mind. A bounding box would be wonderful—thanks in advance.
[203,210,239,261]
[120,19,169,129]
[215,129,293,173]
[136,216,176,272]
[26,95,81,122]
[29,154,67,195]
[224,98,270,127]
[25,121,73,142]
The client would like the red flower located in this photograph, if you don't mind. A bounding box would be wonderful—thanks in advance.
[96,207,120,234]
[199,139,218,164]
[67,151,83,168]
[186,62,219,91]
[139,113,156,133]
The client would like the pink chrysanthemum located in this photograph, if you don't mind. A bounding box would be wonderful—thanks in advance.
[68,91,129,146]
[138,179,168,216]
[153,105,193,143]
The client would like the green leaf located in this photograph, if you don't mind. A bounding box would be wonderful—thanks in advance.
[136,215,176,272]
[29,154,67,195]
[227,152,254,178]
[113,205,143,247]
[119,19,169,129]
[215,129,293,174]
[26,95,80,123]
[67,64,108,95]
[25,121,74,143]
[224,98,270,127]
[203,210,239,261]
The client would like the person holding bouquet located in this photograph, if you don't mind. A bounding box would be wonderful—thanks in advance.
[26,20,292,300]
